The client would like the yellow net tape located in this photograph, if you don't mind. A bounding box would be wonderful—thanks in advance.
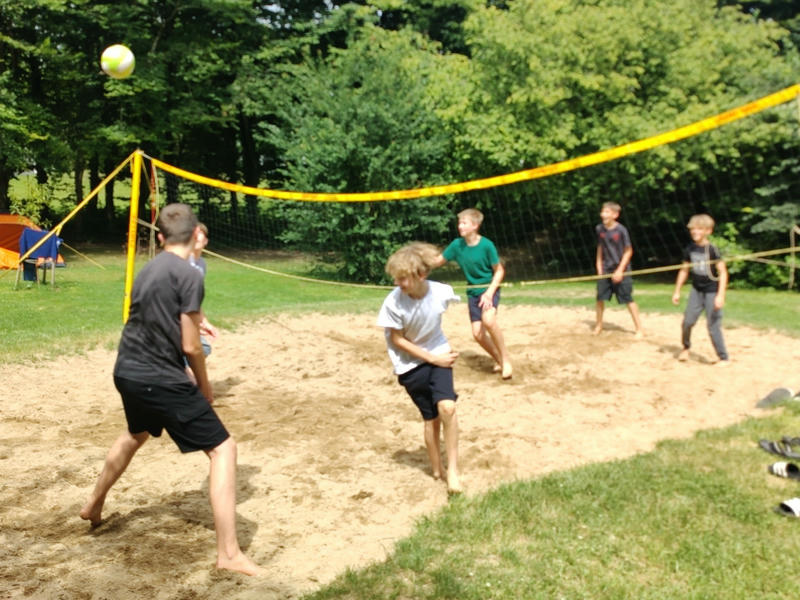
[144,83,800,202]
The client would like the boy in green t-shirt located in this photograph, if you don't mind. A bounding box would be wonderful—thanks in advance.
[433,208,512,379]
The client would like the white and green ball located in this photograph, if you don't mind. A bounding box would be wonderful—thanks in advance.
[100,44,135,79]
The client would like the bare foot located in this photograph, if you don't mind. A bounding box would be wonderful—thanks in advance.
[501,363,513,380]
[216,551,264,576]
[492,364,502,374]
[79,496,104,527]
[592,324,602,335]
[432,470,443,481]
[714,359,731,367]
[677,349,689,362]
[633,330,644,340]
[447,472,463,495]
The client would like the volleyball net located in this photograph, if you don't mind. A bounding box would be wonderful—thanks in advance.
[135,84,799,287]
[32,83,800,315]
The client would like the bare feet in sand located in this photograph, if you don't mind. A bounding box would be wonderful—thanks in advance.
[677,349,690,362]
[216,551,264,576]
[501,363,513,380]
[633,330,644,340]
[79,496,104,527]
[446,472,463,496]
[592,324,603,335]
[493,362,513,380]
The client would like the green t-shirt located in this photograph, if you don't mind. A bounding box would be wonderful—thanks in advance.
[442,236,499,297]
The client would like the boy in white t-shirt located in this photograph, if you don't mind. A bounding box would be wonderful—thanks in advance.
[377,242,463,495]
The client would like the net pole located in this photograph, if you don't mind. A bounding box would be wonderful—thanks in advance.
[123,150,144,322]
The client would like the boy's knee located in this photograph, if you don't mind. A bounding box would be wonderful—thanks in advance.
[209,435,237,458]
[437,400,456,419]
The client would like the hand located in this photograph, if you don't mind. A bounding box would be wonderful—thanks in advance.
[200,320,218,341]
[671,292,680,305]
[478,291,494,311]
[200,380,214,404]
[431,351,459,368]
[611,270,623,283]
[714,295,725,310]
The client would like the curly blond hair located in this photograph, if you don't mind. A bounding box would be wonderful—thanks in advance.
[385,242,441,279]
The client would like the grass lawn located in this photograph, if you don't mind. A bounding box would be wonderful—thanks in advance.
[2,247,798,363]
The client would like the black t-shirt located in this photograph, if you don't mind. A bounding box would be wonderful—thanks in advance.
[683,242,722,293]
[114,251,204,383]
[596,223,632,272]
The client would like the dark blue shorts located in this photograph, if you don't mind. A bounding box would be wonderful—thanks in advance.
[467,290,500,322]
[397,363,458,421]
[596,276,634,304]
[114,376,229,453]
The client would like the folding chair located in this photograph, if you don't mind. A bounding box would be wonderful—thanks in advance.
[14,227,63,288]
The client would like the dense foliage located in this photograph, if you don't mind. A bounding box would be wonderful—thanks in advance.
[1,0,798,283]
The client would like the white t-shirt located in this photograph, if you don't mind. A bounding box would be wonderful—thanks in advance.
[377,280,460,375]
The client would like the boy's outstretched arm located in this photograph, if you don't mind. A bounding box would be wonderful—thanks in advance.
[431,254,447,269]
[672,265,689,305]
[714,260,728,310]
[182,311,214,402]
[388,329,458,368]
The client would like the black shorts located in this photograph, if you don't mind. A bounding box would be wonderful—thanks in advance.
[397,363,457,421]
[596,276,634,304]
[467,290,500,322]
[114,376,229,453]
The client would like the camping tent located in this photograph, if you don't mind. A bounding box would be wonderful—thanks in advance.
[0,214,65,270]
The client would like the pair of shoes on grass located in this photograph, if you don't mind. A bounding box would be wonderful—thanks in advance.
[759,438,800,517]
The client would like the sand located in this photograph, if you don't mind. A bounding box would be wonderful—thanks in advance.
[1,304,798,599]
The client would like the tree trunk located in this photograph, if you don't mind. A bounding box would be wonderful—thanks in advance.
[103,158,116,226]
[71,159,85,236]
[88,155,100,215]
[0,165,11,212]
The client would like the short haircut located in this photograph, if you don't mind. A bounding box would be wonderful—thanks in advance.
[687,214,715,230]
[457,208,484,226]
[385,242,441,279]
[198,222,209,237]
[602,201,621,214]
[157,203,198,245]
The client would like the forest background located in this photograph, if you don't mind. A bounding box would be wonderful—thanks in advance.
[2,0,800,285]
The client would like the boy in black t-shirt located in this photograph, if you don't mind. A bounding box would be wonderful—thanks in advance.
[80,203,261,576]
[671,213,729,365]
[593,202,643,338]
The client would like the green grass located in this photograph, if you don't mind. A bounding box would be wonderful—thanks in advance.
[3,249,797,364]
[499,281,800,335]
[4,248,800,599]
[0,247,389,363]
[306,409,800,599]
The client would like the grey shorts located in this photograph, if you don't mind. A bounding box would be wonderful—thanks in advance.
[596,276,634,304]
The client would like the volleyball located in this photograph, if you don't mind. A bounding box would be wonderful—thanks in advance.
[100,44,135,79]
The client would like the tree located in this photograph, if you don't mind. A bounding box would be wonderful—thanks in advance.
[261,19,467,279]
